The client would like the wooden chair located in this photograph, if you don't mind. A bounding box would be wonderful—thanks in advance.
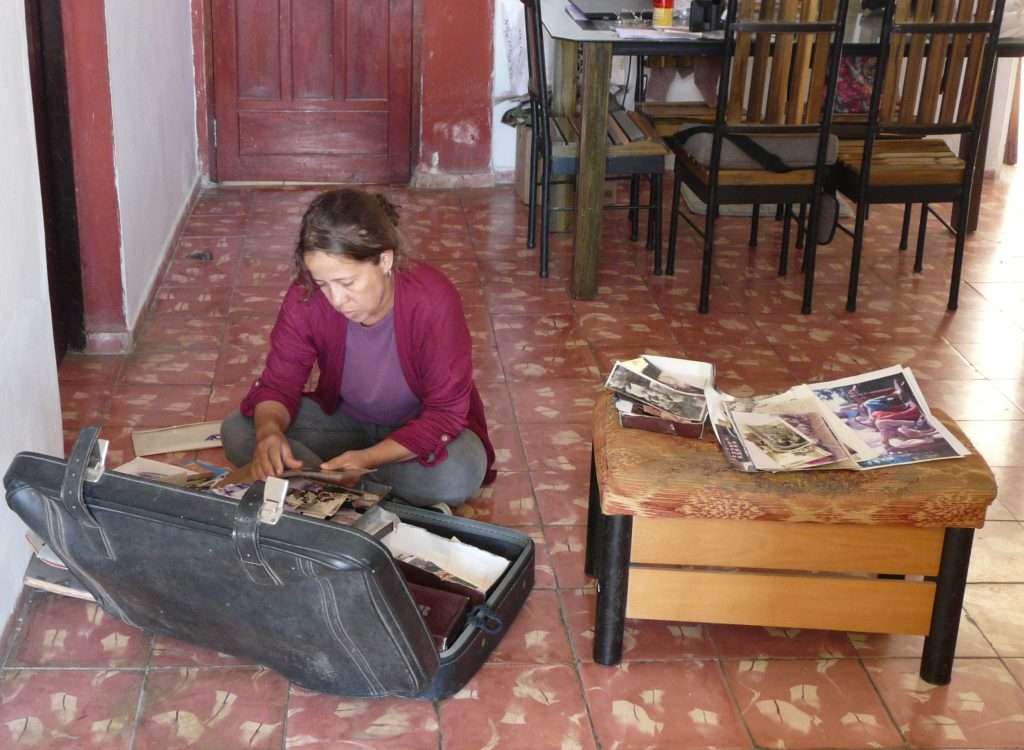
[522,0,670,278]
[833,0,1008,312]
[665,0,851,314]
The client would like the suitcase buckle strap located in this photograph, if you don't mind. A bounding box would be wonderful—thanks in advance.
[466,605,504,636]
[61,426,109,529]
[232,482,284,586]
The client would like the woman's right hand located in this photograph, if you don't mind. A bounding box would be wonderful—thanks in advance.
[253,429,303,480]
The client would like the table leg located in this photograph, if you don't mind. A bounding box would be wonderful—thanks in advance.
[572,42,612,300]
[920,527,975,685]
[585,449,602,578]
[594,513,632,665]
[550,40,578,233]
[961,61,998,233]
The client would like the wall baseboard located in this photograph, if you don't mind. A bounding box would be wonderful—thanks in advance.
[410,168,496,189]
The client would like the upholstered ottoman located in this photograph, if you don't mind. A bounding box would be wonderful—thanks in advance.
[585,393,997,685]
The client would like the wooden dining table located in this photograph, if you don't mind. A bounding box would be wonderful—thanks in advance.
[540,0,1024,299]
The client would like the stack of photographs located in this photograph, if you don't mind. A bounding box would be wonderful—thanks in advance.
[706,364,970,472]
[604,355,714,437]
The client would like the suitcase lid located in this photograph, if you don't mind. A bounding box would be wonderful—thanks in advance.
[5,427,446,696]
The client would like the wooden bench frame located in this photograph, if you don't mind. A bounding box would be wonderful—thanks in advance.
[585,449,977,686]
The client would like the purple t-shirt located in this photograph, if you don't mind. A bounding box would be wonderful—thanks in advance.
[339,309,422,426]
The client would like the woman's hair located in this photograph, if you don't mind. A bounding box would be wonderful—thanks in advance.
[294,189,402,294]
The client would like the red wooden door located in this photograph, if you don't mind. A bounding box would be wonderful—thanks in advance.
[212,0,413,183]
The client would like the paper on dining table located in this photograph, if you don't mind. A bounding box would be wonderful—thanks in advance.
[613,25,702,39]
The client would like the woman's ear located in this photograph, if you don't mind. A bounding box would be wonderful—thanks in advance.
[381,250,395,276]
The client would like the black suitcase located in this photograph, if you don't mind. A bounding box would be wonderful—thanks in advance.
[3,427,534,700]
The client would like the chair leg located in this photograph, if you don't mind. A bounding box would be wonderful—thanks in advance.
[651,174,663,276]
[900,203,912,251]
[778,204,792,276]
[796,203,807,250]
[667,170,683,276]
[915,202,929,273]
[629,176,640,242]
[527,119,539,251]
[539,158,553,279]
[847,201,870,312]
[645,175,655,251]
[949,196,970,311]
[749,204,760,247]
[699,197,717,313]
[775,203,784,220]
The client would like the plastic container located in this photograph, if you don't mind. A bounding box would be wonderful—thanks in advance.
[652,0,673,28]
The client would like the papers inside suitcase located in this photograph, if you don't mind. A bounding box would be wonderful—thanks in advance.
[3,428,534,699]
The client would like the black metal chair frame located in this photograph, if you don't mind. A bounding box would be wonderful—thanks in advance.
[666,0,851,315]
[522,0,665,278]
[834,0,1008,313]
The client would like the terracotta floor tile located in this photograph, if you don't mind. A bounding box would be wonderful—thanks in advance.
[0,669,143,749]
[120,349,219,386]
[542,525,589,589]
[967,521,1024,582]
[576,310,677,347]
[488,589,573,664]
[532,467,591,526]
[710,624,858,659]
[182,214,247,237]
[562,588,716,662]
[499,342,601,382]
[963,584,1024,657]
[58,354,125,386]
[134,667,288,750]
[847,609,996,659]
[164,244,240,287]
[957,420,1024,467]
[472,345,506,384]
[207,382,252,422]
[439,664,595,750]
[229,285,288,315]
[866,658,1024,748]
[104,384,211,428]
[457,471,539,527]
[150,635,253,667]
[285,688,439,749]
[486,423,528,472]
[492,314,587,351]
[507,379,603,424]
[989,466,1024,519]
[922,379,1024,420]
[150,286,232,317]
[522,526,557,590]
[581,660,749,750]
[135,315,227,352]
[1006,658,1024,689]
[726,658,902,749]
[11,593,151,668]
[517,423,592,474]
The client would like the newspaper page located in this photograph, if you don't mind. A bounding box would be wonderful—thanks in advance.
[806,365,970,469]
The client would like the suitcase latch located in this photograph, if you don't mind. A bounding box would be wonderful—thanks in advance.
[260,477,287,525]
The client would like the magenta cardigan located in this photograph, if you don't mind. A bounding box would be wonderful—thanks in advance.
[240,262,496,484]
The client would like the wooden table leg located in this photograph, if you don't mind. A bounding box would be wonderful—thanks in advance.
[572,42,612,300]
[550,40,578,233]
[961,61,999,233]
[594,513,632,665]
[920,527,975,685]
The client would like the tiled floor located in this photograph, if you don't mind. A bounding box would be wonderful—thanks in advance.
[2,168,1024,749]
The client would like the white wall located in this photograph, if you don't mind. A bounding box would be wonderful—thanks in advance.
[105,0,199,329]
[0,1,64,631]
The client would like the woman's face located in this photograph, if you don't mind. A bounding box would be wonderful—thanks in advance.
[304,250,394,325]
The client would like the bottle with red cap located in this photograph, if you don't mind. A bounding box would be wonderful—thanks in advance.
[652,0,674,28]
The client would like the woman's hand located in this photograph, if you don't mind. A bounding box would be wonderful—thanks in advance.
[253,429,303,480]
[320,449,375,476]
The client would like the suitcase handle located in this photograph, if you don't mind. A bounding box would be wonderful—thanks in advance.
[232,482,284,586]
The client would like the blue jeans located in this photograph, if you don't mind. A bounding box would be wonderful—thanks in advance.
[221,397,487,507]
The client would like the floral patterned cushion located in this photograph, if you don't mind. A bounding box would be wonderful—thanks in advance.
[592,393,996,528]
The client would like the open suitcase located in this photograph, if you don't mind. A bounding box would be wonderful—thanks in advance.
[3,427,534,700]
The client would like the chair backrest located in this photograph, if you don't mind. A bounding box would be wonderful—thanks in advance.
[720,0,851,130]
[873,0,1007,133]
[521,0,548,106]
